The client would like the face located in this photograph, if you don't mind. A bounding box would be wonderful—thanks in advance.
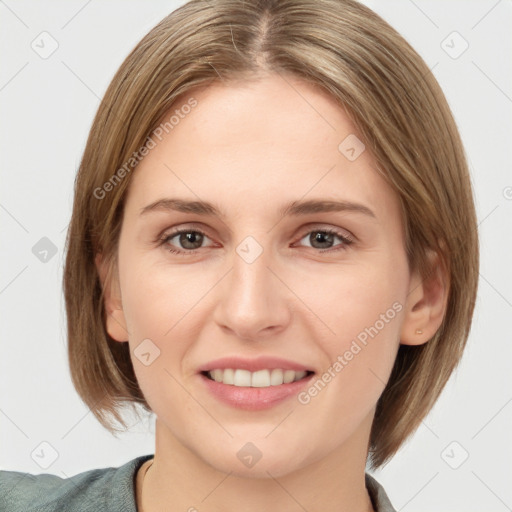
[100,74,423,478]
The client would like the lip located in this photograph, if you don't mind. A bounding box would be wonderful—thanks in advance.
[197,356,312,373]
[199,371,315,411]
[196,356,315,411]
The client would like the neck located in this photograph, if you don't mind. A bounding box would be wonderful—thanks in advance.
[139,414,375,512]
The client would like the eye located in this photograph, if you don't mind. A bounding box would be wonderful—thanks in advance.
[295,228,354,253]
[158,226,354,256]
[159,228,214,255]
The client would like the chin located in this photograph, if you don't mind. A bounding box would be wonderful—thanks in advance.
[196,437,314,479]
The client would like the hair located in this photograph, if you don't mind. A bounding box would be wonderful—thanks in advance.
[63,0,479,469]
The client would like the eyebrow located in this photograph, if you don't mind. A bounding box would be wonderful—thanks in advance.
[139,198,376,219]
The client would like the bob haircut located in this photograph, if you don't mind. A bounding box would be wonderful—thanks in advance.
[63,0,479,469]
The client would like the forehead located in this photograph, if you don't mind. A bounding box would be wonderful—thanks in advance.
[124,74,401,224]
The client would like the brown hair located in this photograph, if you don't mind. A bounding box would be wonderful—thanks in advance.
[63,0,479,469]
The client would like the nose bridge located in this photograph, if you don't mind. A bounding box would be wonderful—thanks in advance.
[214,233,289,339]
[233,237,271,299]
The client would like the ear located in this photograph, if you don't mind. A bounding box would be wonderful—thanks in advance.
[95,252,129,342]
[400,249,449,346]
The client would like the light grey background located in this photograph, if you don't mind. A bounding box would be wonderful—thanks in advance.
[1,1,511,511]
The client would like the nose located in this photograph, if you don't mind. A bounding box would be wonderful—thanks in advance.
[213,241,292,341]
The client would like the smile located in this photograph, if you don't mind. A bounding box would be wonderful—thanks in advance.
[204,368,312,387]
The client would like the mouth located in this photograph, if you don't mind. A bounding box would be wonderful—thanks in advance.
[201,368,314,387]
[197,357,316,410]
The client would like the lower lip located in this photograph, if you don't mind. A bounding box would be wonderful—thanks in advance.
[199,373,314,410]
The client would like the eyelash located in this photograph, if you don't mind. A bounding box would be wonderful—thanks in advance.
[158,226,354,256]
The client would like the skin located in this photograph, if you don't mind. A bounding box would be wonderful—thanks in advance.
[96,73,448,512]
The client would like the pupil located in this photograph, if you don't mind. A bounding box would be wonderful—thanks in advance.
[181,232,202,249]
[312,231,333,249]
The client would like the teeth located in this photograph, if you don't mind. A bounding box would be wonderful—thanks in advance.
[206,368,308,387]
[251,369,270,387]
[234,369,252,386]
[222,368,234,385]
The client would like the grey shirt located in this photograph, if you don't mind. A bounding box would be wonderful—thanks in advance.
[0,454,396,511]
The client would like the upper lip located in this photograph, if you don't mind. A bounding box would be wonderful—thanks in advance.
[198,356,313,373]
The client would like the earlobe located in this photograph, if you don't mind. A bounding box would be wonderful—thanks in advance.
[400,249,449,346]
[95,253,129,342]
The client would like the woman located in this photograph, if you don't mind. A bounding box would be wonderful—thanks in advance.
[0,0,479,510]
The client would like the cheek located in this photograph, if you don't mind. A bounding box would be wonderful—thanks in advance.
[295,253,407,349]
[121,252,208,339]
[292,255,407,407]
[117,258,194,391]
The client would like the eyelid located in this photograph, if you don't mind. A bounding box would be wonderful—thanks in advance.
[295,223,354,241]
[158,223,354,242]
[158,225,213,246]
[157,222,212,240]
[158,222,356,254]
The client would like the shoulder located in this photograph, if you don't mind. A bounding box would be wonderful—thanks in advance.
[365,472,397,512]
[0,454,153,512]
